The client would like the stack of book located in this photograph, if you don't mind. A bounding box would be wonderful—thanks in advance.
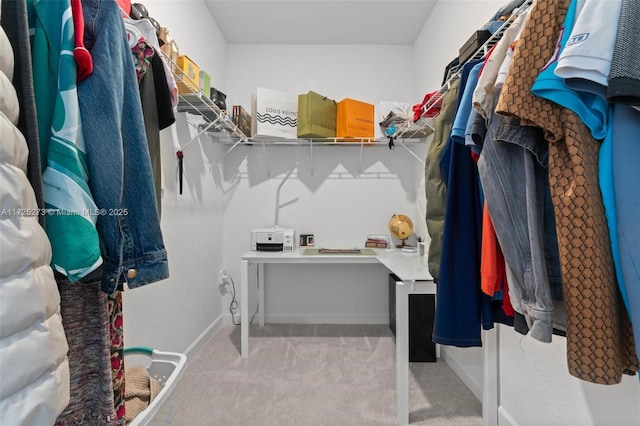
[365,236,389,248]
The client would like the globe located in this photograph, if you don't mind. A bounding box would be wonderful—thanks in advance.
[388,214,414,248]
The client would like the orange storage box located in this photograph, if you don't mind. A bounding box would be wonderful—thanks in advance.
[336,98,375,139]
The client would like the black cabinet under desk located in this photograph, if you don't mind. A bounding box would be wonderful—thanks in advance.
[388,274,436,362]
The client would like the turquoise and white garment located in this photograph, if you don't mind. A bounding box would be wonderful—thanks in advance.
[530,0,609,141]
[29,0,102,281]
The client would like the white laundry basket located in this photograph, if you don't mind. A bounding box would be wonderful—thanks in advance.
[124,346,187,426]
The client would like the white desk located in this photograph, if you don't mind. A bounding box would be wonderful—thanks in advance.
[240,248,435,425]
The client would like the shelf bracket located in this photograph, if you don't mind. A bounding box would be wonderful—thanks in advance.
[207,138,245,170]
[261,140,271,178]
[359,140,364,175]
[181,116,223,151]
[310,141,314,177]
[397,139,425,165]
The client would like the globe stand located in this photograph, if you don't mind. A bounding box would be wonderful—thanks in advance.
[389,214,415,250]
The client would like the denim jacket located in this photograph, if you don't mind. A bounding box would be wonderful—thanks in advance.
[78,0,168,294]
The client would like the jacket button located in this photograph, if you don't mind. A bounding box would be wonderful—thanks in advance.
[127,269,137,279]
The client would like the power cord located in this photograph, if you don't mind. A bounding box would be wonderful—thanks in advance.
[226,274,259,326]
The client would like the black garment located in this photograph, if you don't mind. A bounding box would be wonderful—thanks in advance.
[139,50,175,217]
[150,52,175,131]
[1,0,45,227]
[441,57,460,86]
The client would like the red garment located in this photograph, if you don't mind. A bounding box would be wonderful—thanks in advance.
[116,0,132,16]
[412,90,444,121]
[501,274,515,317]
[480,202,506,297]
[70,0,93,81]
[480,203,515,316]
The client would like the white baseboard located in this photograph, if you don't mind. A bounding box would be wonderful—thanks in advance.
[183,315,225,360]
[221,312,238,326]
[264,313,389,324]
[498,406,518,426]
[440,348,483,402]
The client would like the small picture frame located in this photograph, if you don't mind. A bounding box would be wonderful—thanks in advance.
[365,234,389,249]
[299,234,315,247]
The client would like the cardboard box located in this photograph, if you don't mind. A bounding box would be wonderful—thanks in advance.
[159,29,179,68]
[176,55,199,94]
[458,30,491,64]
[336,98,375,139]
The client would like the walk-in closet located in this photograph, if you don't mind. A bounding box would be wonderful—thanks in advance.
[1,0,638,425]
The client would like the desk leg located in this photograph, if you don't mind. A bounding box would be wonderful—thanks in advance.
[241,259,249,358]
[258,263,265,326]
[396,280,410,425]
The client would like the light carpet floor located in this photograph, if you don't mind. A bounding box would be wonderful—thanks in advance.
[169,324,485,425]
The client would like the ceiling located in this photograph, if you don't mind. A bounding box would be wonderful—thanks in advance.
[204,1,439,45]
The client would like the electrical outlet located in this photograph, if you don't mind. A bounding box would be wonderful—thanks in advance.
[217,269,227,286]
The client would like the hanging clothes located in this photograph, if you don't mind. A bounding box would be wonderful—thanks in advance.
[432,59,486,347]
[55,280,117,425]
[609,104,640,360]
[477,111,562,342]
[28,0,103,282]
[77,0,169,295]
[424,80,460,282]
[495,0,638,384]
[109,292,126,424]
[124,15,178,108]
[0,13,70,424]
[607,0,640,104]
[1,0,45,224]
[130,36,175,218]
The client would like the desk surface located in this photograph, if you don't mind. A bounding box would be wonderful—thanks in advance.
[241,248,433,282]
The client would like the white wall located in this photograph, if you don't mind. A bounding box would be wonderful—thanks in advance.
[498,326,640,426]
[226,43,418,138]
[221,142,426,323]
[221,43,425,323]
[413,2,640,425]
[413,0,505,95]
[122,0,229,355]
[146,0,229,90]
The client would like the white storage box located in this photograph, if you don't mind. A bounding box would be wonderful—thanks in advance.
[251,87,298,139]
[124,347,187,426]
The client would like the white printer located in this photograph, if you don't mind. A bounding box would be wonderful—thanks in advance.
[251,228,295,252]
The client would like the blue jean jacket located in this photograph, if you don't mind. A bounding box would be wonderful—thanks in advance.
[78,0,168,294]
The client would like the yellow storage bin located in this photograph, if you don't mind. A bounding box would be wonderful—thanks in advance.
[176,55,199,94]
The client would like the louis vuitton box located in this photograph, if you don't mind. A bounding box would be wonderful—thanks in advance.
[251,87,298,139]
[336,98,375,139]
